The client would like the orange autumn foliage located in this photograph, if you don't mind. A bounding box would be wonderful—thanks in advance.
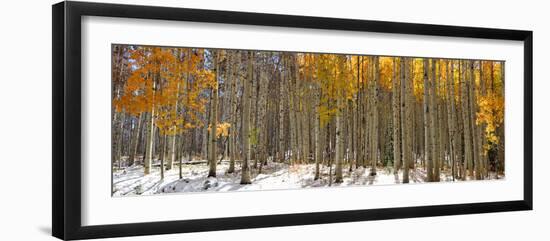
[114,47,216,136]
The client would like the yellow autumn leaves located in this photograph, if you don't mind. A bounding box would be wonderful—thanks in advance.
[207,122,231,138]
[114,47,505,156]
[477,93,504,147]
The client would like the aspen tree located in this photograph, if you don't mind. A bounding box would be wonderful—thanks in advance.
[207,51,220,177]
[228,51,240,174]
[370,56,380,176]
[401,57,410,183]
[392,57,401,173]
[240,51,253,184]
[469,61,481,180]
[423,59,433,181]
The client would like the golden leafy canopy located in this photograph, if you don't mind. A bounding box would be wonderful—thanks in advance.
[114,47,217,136]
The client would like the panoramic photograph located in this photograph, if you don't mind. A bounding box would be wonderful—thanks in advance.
[111,44,505,196]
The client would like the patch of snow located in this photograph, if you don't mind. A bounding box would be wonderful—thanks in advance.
[112,160,503,197]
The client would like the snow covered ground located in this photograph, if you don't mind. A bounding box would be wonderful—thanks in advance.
[112,160,503,196]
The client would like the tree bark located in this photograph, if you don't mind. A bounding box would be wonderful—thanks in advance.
[128,113,144,166]
[207,51,220,177]
[423,59,433,181]
[278,56,286,163]
[460,61,473,179]
[257,57,269,173]
[240,51,253,184]
[392,58,401,173]
[144,74,157,175]
[228,51,239,174]
[160,133,166,179]
[469,61,481,180]
[401,58,410,183]
[497,61,505,175]
[334,91,344,183]
[446,60,457,181]
[432,59,441,182]
[370,57,379,176]
[314,83,322,180]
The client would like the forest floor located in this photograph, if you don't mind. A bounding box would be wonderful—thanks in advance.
[112,160,503,196]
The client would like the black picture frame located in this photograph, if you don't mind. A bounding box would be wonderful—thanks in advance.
[52,1,533,240]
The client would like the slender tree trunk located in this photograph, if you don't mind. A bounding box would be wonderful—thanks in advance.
[129,113,144,166]
[406,58,414,172]
[117,112,127,168]
[496,61,505,175]
[457,64,465,179]
[287,57,298,165]
[144,75,157,175]
[294,57,304,164]
[314,84,322,180]
[257,60,269,173]
[160,133,166,179]
[365,58,371,171]
[302,92,311,163]
[370,57,379,176]
[423,59,433,181]
[251,60,259,168]
[167,84,181,171]
[460,61,473,179]
[240,51,253,184]
[278,59,286,163]
[446,60,457,181]
[392,58,401,173]
[401,58,410,183]
[478,60,487,178]
[469,61,481,180]
[334,92,343,183]
[357,56,365,169]
[111,47,126,170]
[347,99,354,171]
[228,52,239,174]
[202,103,209,160]
[429,59,438,181]
[437,61,446,180]
[208,52,220,177]
[433,59,441,181]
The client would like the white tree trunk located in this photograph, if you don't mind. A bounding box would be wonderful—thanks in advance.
[240,51,253,184]
[208,52,220,177]
[370,57,379,176]
[423,59,433,181]
[392,58,401,173]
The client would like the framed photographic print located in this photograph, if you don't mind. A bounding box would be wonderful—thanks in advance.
[52,1,533,240]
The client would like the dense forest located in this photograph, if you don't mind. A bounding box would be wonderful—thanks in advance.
[111,45,505,196]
